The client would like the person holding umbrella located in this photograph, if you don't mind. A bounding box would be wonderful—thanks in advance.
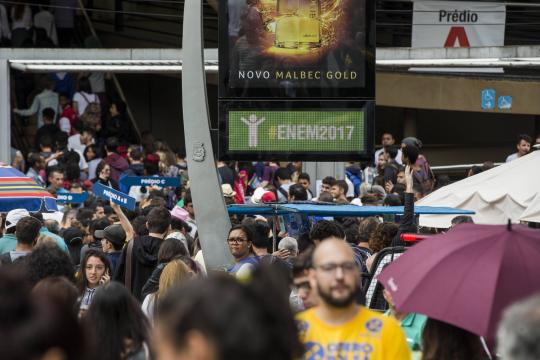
[378,222,540,354]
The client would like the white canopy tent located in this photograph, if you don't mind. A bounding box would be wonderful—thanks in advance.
[418,150,540,228]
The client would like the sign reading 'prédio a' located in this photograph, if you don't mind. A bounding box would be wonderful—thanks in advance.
[412,1,506,48]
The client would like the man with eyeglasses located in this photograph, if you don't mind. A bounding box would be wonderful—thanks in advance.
[296,238,411,359]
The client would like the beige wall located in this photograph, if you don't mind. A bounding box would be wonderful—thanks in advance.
[374,72,540,165]
[377,72,540,115]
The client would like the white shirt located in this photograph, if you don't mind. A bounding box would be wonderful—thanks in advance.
[277,183,292,202]
[344,177,355,198]
[58,116,71,134]
[68,134,93,154]
[73,91,99,117]
[10,5,32,30]
[87,158,102,180]
[0,5,11,39]
[34,10,59,45]
[194,250,207,275]
[374,147,403,166]
[89,73,106,93]
[141,293,156,326]
[505,153,519,162]
[14,89,60,128]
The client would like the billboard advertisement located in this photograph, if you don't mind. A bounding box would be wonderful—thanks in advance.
[219,100,374,161]
[218,0,375,160]
[219,0,375,99]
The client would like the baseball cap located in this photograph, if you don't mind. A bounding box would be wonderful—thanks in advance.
[63,227,84,245]
[261,191,277,203]
[94,224,126,246]
[250,187,266,204]
[221,184,236,198]
[5,209,30,230]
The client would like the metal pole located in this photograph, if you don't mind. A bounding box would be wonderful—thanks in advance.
[181,0,233,270]
[0,60,11,164]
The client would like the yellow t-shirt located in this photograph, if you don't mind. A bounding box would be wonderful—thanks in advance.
[296,307,411,360]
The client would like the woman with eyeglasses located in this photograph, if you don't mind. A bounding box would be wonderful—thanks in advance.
[226,224,260,279]
[91,160,119,190]
[78,249,111,315]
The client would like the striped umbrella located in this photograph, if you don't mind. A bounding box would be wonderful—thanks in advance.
[0,165,58,212]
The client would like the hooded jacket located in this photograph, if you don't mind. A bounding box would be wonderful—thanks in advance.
[105,153,129,182]
[113,235,163,302]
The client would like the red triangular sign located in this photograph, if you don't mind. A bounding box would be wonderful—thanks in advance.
[444,26,470,48]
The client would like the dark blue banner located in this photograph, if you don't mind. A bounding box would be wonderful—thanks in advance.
[120,176,180,188]
[92,183,136,211]
[56,192,89,204]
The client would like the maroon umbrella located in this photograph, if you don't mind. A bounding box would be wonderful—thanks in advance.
[378,223,540,346]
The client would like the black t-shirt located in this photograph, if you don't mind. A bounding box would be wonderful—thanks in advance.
[218,166,235,187]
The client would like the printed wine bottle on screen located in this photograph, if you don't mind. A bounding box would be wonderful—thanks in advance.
[275,0,321,49]
[298,0,321,49]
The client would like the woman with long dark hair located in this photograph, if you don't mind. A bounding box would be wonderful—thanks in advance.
[91,160,119,190]
[84,282,151,360]
[421,318,488,360]
[78,249,111,313]
[84,144,104,180]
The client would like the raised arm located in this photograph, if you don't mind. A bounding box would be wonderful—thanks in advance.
[393,165,416,247]
[110,201,135,242]
[14,95,39,116]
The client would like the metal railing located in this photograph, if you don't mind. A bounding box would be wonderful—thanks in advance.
[431,163,503,172]
[82,0,218,48]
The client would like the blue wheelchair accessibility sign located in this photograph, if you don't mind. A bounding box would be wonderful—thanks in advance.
[498,96,512,110]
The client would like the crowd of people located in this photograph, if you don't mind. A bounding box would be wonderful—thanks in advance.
[3,15,540,356]
[2,115,540,359]
[0,1,77,48]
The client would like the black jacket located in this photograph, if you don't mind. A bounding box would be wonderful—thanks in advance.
[141,262,166,299]
[392,192,417,247]
[114,235,163,302]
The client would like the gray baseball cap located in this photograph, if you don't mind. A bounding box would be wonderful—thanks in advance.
[94,224,126,246]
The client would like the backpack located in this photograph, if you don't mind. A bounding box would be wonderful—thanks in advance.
[80,92,102,131]
[413,155,435,193]
[346,170,363,197]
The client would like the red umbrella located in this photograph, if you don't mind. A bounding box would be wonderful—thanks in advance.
[378,223,540,346]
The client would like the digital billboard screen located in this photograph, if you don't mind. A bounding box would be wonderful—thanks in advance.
[219,0,375,99]
[219,100,374,161]
[218,0,375,160]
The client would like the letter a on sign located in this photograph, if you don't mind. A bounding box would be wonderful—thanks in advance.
[444,26,470,48]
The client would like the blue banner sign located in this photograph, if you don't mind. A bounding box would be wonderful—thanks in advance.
[92,182,136,211]
[481,88,496,110]
[56,192,89,203]
[120,176,180,187]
